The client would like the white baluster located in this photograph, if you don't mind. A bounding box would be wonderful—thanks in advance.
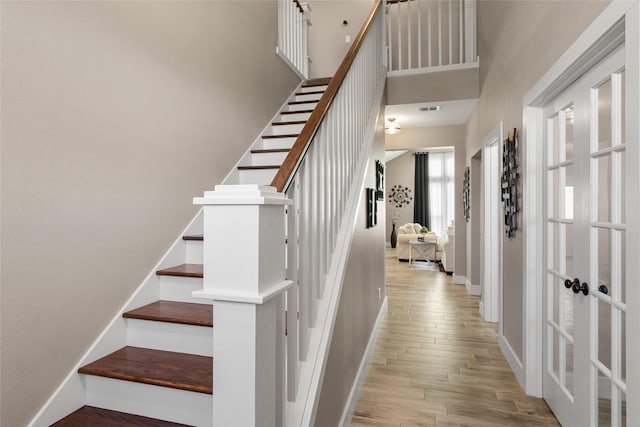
[459,0,463,64]
[448,0,452,65]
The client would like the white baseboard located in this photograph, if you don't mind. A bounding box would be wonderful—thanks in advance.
[465,278,481,296]
[453,275,466,285]
[339,297,388,427]
[479,301,485,319]
[499,334,525,391]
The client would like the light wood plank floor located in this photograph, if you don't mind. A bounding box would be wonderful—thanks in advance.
[350,249,560,426]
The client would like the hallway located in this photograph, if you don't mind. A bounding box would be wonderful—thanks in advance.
[350,249,560,426]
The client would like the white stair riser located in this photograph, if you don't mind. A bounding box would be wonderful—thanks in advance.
[299,84,328,93]
[84,376,212,426]
[280,111,312,121]
[268,123,305,135]
[185,240,203,264]
[287,101,318,112]
[238,169,278,186]
[250,151,289,166]
[260,137,297,150]
[159,276,210,304]
[126,319,212,357]
[294,92,323,102]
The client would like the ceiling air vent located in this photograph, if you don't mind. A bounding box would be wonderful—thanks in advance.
[419,105,441,112]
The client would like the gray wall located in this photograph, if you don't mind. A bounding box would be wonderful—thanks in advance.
[307,0,374,78]
[385,125,466,276]
[466,0,610,361]
[0,2,299,426]
[386,67,479,104]
[314,98,386,426]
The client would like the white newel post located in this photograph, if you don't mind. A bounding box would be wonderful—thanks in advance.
[193,185,293,427]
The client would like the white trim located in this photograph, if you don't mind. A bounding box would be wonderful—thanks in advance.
[276,47,308,80]
[624,3,640,424]
[453,274,466,285]
[338,297,388,427]
[192,280,294,304]
[465,278,481,296]
[499,334,526,392]
[386,61,479,77]
[481,122,503,323]
[522,0,633,399]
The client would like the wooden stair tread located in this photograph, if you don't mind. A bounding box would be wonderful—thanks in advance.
[295,90,324,96]
[303,77,332,87]
[262,134,299,139]
[52,406,188,427]
[237,165,281,170]
[288,100,318,105]
[123,301,213,327]
[251,148,290,154]
[78,346,212,394]
[272,120,307,126]
[281,109,313,115]
[182,234,203,241]
[156,263,203,278]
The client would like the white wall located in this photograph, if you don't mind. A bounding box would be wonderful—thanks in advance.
[307,0,374,78]
[0,2,299,425]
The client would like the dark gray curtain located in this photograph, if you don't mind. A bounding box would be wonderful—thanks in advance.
[414,153,430,229]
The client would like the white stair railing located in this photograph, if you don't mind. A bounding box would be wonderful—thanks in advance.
[195,1,386,425]
[277,0,310,79]
[273,1,386,424]
[386,0,477,73]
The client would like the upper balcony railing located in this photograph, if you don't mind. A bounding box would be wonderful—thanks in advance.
[278,0,311,79]
[386,0,477,74]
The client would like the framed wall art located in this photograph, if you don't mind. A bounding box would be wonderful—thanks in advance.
[501,128,519,238]
[375,160,384,200]
[463,167,470,222]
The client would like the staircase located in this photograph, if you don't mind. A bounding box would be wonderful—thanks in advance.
[233,77,330,185]
[38,0,386,422]
[50,81,330,426]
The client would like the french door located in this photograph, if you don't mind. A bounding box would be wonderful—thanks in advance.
[543,46,627,426]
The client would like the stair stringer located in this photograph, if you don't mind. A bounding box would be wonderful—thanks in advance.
[27,210,205,427]
[286,76,386,427]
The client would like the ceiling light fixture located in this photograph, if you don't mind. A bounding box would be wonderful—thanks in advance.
[385,117,402,134]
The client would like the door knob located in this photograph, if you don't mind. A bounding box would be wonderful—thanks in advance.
[598,284,609,295]
[564,277,580,292]
[572,281,589,295]
[565,278,579,289]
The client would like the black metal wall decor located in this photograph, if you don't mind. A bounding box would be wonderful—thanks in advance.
[463,167,470,222]
[375,160,384,200]
[501,128,519,238]
[388,184,412,208]
[366,188,377,228]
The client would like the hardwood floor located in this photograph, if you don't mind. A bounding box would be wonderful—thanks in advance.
[351,249,560,426]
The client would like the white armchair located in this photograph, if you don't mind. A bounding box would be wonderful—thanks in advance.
[396,223,441,261]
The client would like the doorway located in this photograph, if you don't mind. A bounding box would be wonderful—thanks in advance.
[468,150,482,296]
[541,47,628,427]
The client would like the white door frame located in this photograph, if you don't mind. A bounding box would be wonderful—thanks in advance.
[481,122,503,323]
[521,4,639,424]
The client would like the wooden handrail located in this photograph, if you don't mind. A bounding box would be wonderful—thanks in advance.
[271,0,383,193]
